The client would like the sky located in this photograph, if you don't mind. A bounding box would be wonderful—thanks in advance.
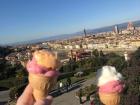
[0,0,140,44]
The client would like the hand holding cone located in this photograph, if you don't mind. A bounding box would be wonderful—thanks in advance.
[26,50,60,101]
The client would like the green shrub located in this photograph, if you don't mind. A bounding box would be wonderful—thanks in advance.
[121,66,140,105]
[84,86,91,96]
[90,84,97,92]
[106,56,126,72]
[0,77,16,88]
[75,84,97,97]
[9,83,27,100]
[9,87,18,100]
[75,88,83,97]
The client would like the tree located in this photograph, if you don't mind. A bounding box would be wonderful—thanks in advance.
[121,66,140,105]
[130,47,140,66]
[0,61,16,79]
[16,69,25,86]
[106,56,126,72]
[92,49,99,57]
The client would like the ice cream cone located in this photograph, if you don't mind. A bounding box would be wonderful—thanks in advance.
[99,92,120,105]
[29,73,57,100]
[26,50,60,101]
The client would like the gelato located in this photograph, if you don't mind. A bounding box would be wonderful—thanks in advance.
[26,50,60,101]
[96,66,125,105]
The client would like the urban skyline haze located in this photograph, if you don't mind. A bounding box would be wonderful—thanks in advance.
[0,0,140,44]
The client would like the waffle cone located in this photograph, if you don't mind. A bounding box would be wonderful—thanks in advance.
[29,73,57,101]
[99,92,120,105]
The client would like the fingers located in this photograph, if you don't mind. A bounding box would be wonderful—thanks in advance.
[16,84,34,105]
[34,96,53,105]
[16,84,53,105]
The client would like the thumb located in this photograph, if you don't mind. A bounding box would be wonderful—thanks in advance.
[34,96,53,105]
[16,84,34,105]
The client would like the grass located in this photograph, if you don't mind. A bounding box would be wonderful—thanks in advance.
[0,77,17,88]
[58,71,96,85]
[85,71,96,79]
[0,76,28,89]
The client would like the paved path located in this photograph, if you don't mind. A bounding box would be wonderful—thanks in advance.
[0,90,10,105]
[0,90,9,102]
[52,77,95,105]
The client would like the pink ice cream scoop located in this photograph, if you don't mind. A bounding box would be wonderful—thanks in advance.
[99,80,125,93]
[26,58,60,77]
[96,66,124,105]
[26,50,61,101]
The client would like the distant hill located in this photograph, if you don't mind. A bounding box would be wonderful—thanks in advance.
[9,33,79,46]
[85,20,140,34]
[8,20,140,46]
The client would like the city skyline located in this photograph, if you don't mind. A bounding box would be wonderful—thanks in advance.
[0,0,140,44]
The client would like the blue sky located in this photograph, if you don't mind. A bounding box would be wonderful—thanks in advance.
[0,0,140,44]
